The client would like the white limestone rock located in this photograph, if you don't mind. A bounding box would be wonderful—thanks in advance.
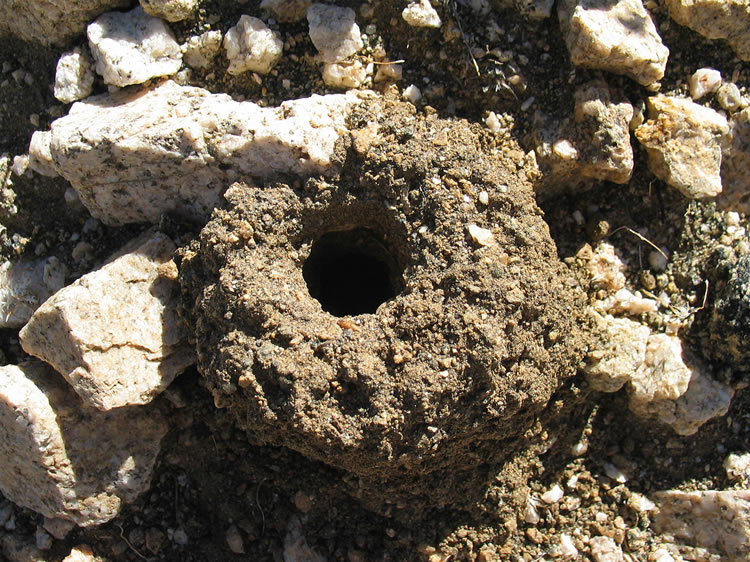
[0,0,129,47]
[28,131,59,177]
[402,0,442,28]
[322,60,367,89]
[635,95,729,199]
[307,4,363,63]
[585,315,650,392]
[0,361,167,526]
[261,0,312,22]
[595,288,659,316]
[719,107,750,214]
[45,80,363,224]
[688,68,722,100]
[558,0,669,86]
[716,83,746,113]
[224,15,283,75]
[139,0,197,22]
[664,0,750,61]
[53,48,95,104]
[0,257,65,329]
[653,490,750,560]
[87,6,182,87]
[183,30,223,69]
[629,334,733,435]
[724,453,750,481]
[583,242,627,291]
[534,80,634,195]
[20,233,194,411]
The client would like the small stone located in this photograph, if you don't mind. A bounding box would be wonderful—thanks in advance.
[284,516,326,562]
[629,334,733,435]
[724,453,750,480]
[20,233,195,410]
[53,48,95,104]
[664,0,750,61]
[688,68,722,100]
[62,545,96,562]
[402,0,442,28]
[648,250,668,272]
[524,499,540,524]
[571,441,588,456]
[720,108,750,214]
[11,154,29,176]
[43,517,76,540]
[716,82,745,113]
[653,490,750,560]
[590,536,624,562]
[403,84,422,103]
[374,61,402,82]
[225,525,245,554]
[322,60,367,89]
[583,243,626,291]
[171,528,188,545]
[28,131,58,177]
[629,492,656,513]
[307,4,363,63]
[585,315,650,393]
[0,362,167,526]
[294,491,313,513]
[183,31,222,69]
[261,0,312,22]
[603,462,628,483]
[558,0,668,86]
[597,288,659,316]
[478,191,489,205]
[559,533,578,559]
[467,224,494,246]
[87,6,182,87]
[224,15,283,75]
[542,483,564,504]
[139,0,198,22]
[0,256,66,329]
[635,95,729,199]
[145,528,166,555]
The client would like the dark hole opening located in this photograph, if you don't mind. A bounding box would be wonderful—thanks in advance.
[303,228,403,317]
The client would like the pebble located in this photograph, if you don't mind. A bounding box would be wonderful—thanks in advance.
[716,82,745,112]
[688,68,721,100]
[62,545,97,562]
[403,84,422,103]
[603,462,628,483]
[724,452,750,480]
[225,524,245,554]
[307,4,363,63]
[402,0,442,28]
[322,60,367,89]
[542,483,564,504]
[183,30,222,69]
[467,224,494,246]
[559,533,578,558]
[35,527,53,550]
[589,535,625,562]
[139,0,198,22]
[224,15,283,75]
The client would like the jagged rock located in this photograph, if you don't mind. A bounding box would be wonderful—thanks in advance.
[402,0,442,28]
[589,536,624,562]
[0,362,167,526]
[183,30,223,69]
[629,334,733,435]
[720,107,750,214]
[307,4,363,63]
[139,0,198,22]
[20,233,194,411]
[224,15,283,75]
[0,257,65,329]
[653,490,750,560]
[581,242,627,291]
[43,80,364,225]
[261,0,312,22]
[53,48,95,104]
[664,0,750,61]
[0,0,129,47]
[558,0,668,86]
[534,80,634,195]
[87,6,182,87]
[585,315,650,392]
[635,95,729,199]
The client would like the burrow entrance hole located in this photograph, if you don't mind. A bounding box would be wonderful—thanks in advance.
[303,227,405,317]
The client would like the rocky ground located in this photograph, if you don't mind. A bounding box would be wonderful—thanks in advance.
[0,0,749,561]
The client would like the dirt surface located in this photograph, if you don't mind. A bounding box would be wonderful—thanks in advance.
[0,0,749,561]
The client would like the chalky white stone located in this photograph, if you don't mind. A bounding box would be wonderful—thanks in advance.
[402,0,442,28]
[307,4,363,63]
[20,233,194,411]
[0,362,167,526]
[87,6,182,87]
[224,15,283,75]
